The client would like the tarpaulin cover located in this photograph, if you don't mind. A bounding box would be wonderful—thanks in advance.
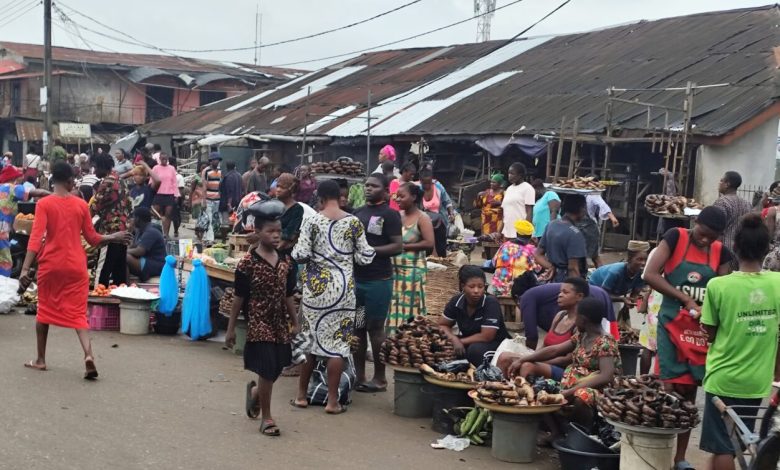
[181,259,211,340]
[475,135,547,158]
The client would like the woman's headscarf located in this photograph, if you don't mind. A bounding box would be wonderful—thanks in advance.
[380,145,396,161]
[513,219,534,237]
[491,172,506,187]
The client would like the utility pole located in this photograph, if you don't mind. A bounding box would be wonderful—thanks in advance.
[43,0,52,158]
[366,89,371,171]
[254,3,261,65]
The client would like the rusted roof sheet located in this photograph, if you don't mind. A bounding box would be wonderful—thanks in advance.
[141,5,780,139]
[0,41,303,81]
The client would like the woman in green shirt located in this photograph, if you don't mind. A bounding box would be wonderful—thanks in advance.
[700,214,780,469]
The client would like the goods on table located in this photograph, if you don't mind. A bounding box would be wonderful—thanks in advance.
[91,283,116,297]
[644,194,703,216]
[451,407,492,446]
[419,362,476,384]
[554,176,605,191]
[111,285,158,300]
[618,327,640,345]
[597,375,700,429]
[310,160,365,177]
[475,377,565,407]
[379,316,456,368]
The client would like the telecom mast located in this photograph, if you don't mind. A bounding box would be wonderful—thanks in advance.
[474,0,497,42]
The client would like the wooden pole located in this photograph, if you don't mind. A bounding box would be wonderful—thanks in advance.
[545,141,553,180]
[567,117,579,178]
[603,87,614,177]
[366,89,372,172]
[553,116,566,182]
[301,86,310,166]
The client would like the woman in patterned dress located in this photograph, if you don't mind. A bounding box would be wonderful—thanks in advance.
[475,173,505,235]
[388,183,434,332]
[291,180,375,414]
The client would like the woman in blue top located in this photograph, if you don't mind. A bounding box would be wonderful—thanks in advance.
[532,190,561,238]
[588,240,649,310]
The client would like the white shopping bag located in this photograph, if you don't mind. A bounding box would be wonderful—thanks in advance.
[491,336,534,367]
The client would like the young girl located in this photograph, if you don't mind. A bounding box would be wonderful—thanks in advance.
[225,199,300,437]
[438,265,509,366]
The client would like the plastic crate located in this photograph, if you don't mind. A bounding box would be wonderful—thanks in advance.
[88,303,120,331]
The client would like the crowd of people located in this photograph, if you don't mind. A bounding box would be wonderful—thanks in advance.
[5,140,780,468]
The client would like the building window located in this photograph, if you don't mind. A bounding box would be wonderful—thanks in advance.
[11,79,21,115]
[200,90,227,106]
[145,85,174,122]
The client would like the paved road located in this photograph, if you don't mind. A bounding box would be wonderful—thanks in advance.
[1,311,555,470]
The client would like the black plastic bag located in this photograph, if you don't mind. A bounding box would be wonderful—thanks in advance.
[475,352,503,382]
[435,359,471,374]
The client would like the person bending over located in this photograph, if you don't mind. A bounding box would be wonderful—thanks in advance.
[438,265,510,366]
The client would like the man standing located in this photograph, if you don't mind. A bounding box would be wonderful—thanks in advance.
[353,173,402,393]
[202,152,223,242]
[535,194,588,283]
[713,171,752,259]
[245,156,270,194]
[220,161,244,218]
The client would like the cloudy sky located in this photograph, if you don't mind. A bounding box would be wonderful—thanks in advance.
[0,0,770,70]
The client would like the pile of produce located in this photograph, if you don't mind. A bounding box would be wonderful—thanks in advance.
[597,375,700,429]
[419,361,476,384]
[91,284,116,297]
[475,377,565,407]
[14,213,35,221]
[310,160,365,176]
[554,176,605,191]
[644,194,703,216]
[618,327,640,345]
[379,316,455,368]
[451,407,492,446]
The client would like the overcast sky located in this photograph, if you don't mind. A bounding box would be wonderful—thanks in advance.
[0,0,770,70]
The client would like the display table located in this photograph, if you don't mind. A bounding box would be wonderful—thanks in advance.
[181,259,235,283]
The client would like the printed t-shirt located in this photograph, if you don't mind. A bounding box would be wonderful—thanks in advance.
[501,182,536,237]
[353,202,402,281]
[442,294,509,342]
[701,271,780,398]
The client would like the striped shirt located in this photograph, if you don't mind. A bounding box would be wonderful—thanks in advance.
[204,168,222,201]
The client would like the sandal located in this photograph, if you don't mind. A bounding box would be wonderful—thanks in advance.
[84,357,98,380]
[289,399,308,409]
[674,461,695,470]
[23,360,46,371]
[260,419,280,437]
[325,404,348,415]
[355,382,387,393]
[246,381,260,419]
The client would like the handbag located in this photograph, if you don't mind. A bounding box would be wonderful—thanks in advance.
[663,308,708,366]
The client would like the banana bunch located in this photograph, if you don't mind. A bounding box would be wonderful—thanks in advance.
[451,407,491,446]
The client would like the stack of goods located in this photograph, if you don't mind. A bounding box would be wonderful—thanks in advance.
[597,375,700,429]
[310,160,365,176]
[618,327,640,345]
[452,407,492,446]
[419,361,476,384]
[379,316,455,368]
[554,177,605,191]
[644,194,703,216]
[475,377,565,407]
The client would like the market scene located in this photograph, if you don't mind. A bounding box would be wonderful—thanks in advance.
[1,1,780,469]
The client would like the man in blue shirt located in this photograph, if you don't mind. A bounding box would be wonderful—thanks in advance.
[126,207,167,281]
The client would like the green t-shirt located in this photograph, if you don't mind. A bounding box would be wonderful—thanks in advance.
[701,271,780,398]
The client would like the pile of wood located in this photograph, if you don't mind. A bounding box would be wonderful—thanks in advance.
[310,160,365,176]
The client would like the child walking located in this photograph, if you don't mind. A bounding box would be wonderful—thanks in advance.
[225,199,299,436]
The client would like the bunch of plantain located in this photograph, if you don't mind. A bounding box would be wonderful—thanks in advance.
[380,316,455,368]
[644,194,702,216]
[310,160,365,176]
[555,176,605,190]
[452,407,492,446]
[475,378,565,407]
[598,375,699,429]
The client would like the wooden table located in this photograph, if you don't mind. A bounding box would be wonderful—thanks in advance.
[181,259,235,283]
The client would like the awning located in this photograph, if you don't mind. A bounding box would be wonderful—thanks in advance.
[110,130,140,153]
[475,135,548,158]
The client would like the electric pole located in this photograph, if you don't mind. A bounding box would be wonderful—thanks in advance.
[43,0,52,158]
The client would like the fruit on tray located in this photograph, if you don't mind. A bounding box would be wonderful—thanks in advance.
[597,375,700,429]
[475,377,565,407]
[15,213,35,220]
[644,194,702,215]
[554,176,605,190]
[310,160,365,176]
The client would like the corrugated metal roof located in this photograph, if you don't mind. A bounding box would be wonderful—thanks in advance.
[0,41,303,82]
[141,5,780,139]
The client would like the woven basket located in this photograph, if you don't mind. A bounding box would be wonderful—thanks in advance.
[425,258,460,317]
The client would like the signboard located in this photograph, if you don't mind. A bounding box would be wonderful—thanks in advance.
[58,122,91,139]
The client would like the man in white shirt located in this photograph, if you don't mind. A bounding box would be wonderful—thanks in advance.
[23,145,42,185]
[501,162,536,238]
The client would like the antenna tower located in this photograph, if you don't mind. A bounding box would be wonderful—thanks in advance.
[474,0,497,42]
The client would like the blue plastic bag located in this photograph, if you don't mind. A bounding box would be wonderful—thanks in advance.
[158,255,179,316]
[181,259,211,340]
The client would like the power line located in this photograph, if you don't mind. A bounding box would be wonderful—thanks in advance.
[0,0,37,22]
[265,0,530,67]
[56,0,424,54]
[0,0,40,28]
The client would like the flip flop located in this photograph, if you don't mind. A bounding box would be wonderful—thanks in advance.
[355,382,387,393]
[289,399,308,409]
[246,381,260,419]
[260,419,280,437]
[325,404,348,415]
[674,461,695,470]
[23,360,46,371]
[84,357,98,380]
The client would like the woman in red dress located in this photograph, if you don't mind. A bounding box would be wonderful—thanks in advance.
[20,162,129,379]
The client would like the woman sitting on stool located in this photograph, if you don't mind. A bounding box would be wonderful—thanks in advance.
[438,265,510,366]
